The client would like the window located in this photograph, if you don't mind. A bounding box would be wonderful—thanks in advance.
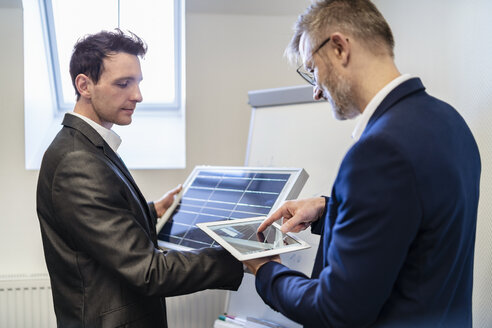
[24,0,186,169]
[44,0,181,112]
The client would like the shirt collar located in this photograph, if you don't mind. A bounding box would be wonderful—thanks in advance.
[67,112,122,153]
[352,74,413,141]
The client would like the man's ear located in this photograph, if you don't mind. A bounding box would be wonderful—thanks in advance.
[330,32,350,66]
[75,74,92,99]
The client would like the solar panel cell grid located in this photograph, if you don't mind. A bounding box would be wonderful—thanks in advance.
[157,168,304,250]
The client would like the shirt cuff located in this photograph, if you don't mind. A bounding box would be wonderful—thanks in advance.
[148,202,158,222]
[310,196,329,235]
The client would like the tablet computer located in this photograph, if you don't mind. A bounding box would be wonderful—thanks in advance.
[196,216,310,261]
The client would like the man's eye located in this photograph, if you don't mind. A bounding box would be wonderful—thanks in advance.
[117,81,129,88]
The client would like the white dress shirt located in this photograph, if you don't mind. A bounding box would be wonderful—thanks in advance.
[352,74,413,141]
[67,112,122,153]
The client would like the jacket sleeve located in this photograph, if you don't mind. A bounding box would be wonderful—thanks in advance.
[310,196,330,235]
[148,201,158,224]
[51,150,243,297]
[255,135,422,327]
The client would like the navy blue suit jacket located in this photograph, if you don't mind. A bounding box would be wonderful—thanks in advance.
[255,78,481,327]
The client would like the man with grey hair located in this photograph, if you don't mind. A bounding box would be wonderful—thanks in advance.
[243,1,480,327]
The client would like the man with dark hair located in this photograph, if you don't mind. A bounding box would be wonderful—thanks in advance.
[69,30,148,101]
[37,29,243,327]
[243,1,480,327]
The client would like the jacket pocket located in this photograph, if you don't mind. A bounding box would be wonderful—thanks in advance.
[99,299,165,327]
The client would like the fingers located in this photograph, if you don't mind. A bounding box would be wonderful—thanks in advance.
[257,204,292,233]
[170,184,182,195]
[271,254,281,264]
[242,255,281,275]
[280,217,301,233]
[257,215,278,233]
[261,197,326,234]
[155,184,184,217]
[284,221,311,233]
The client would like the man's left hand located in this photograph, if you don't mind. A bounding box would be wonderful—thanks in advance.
[154,184,182,217]
[242,255,281,275]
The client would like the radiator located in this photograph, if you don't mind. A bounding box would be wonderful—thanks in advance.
[166,289,228,328]
[0,274,227,328]
[0,274,55,328]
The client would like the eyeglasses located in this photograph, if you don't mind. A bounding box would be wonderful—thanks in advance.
[296,37,331,86]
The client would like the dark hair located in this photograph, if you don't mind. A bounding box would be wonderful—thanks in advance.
[69,29,147,100]
[286,0,394,63]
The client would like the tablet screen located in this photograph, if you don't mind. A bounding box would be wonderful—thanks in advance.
[197,217,310,261]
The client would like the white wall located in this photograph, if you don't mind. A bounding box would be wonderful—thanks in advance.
[0,1,49,275]
[0,1,307,275]
[130,12,310,204]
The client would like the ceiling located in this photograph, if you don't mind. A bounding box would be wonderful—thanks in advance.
[186,0,312,16]
[0,0,310,14]
[0,0,22,9]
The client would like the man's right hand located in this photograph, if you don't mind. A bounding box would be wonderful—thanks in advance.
[258,197,326,234]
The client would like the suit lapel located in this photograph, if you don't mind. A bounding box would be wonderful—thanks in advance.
[101,144,157,242]
[101,142,139,194]
[62,114,137,185]
[364,78,426,135]
[62,114,157,241]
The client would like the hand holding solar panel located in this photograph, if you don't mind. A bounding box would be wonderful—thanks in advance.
[153,184,183,217]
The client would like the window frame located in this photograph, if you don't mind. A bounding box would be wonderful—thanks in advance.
[24,0,187,170]
[40,0,183,113]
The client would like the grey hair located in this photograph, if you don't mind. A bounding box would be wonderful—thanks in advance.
[285,0,395,64]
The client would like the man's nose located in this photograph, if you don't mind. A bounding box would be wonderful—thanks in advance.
[132,85,143,103]
[313,86,325,101]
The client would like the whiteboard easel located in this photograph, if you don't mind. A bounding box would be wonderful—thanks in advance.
[226,85,357,327]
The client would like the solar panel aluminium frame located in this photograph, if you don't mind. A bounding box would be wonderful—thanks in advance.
[156,165,308,251]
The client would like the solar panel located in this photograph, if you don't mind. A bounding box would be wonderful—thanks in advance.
[157,166,308,250]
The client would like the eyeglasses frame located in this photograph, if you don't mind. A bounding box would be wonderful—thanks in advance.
[296,37,331,86]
